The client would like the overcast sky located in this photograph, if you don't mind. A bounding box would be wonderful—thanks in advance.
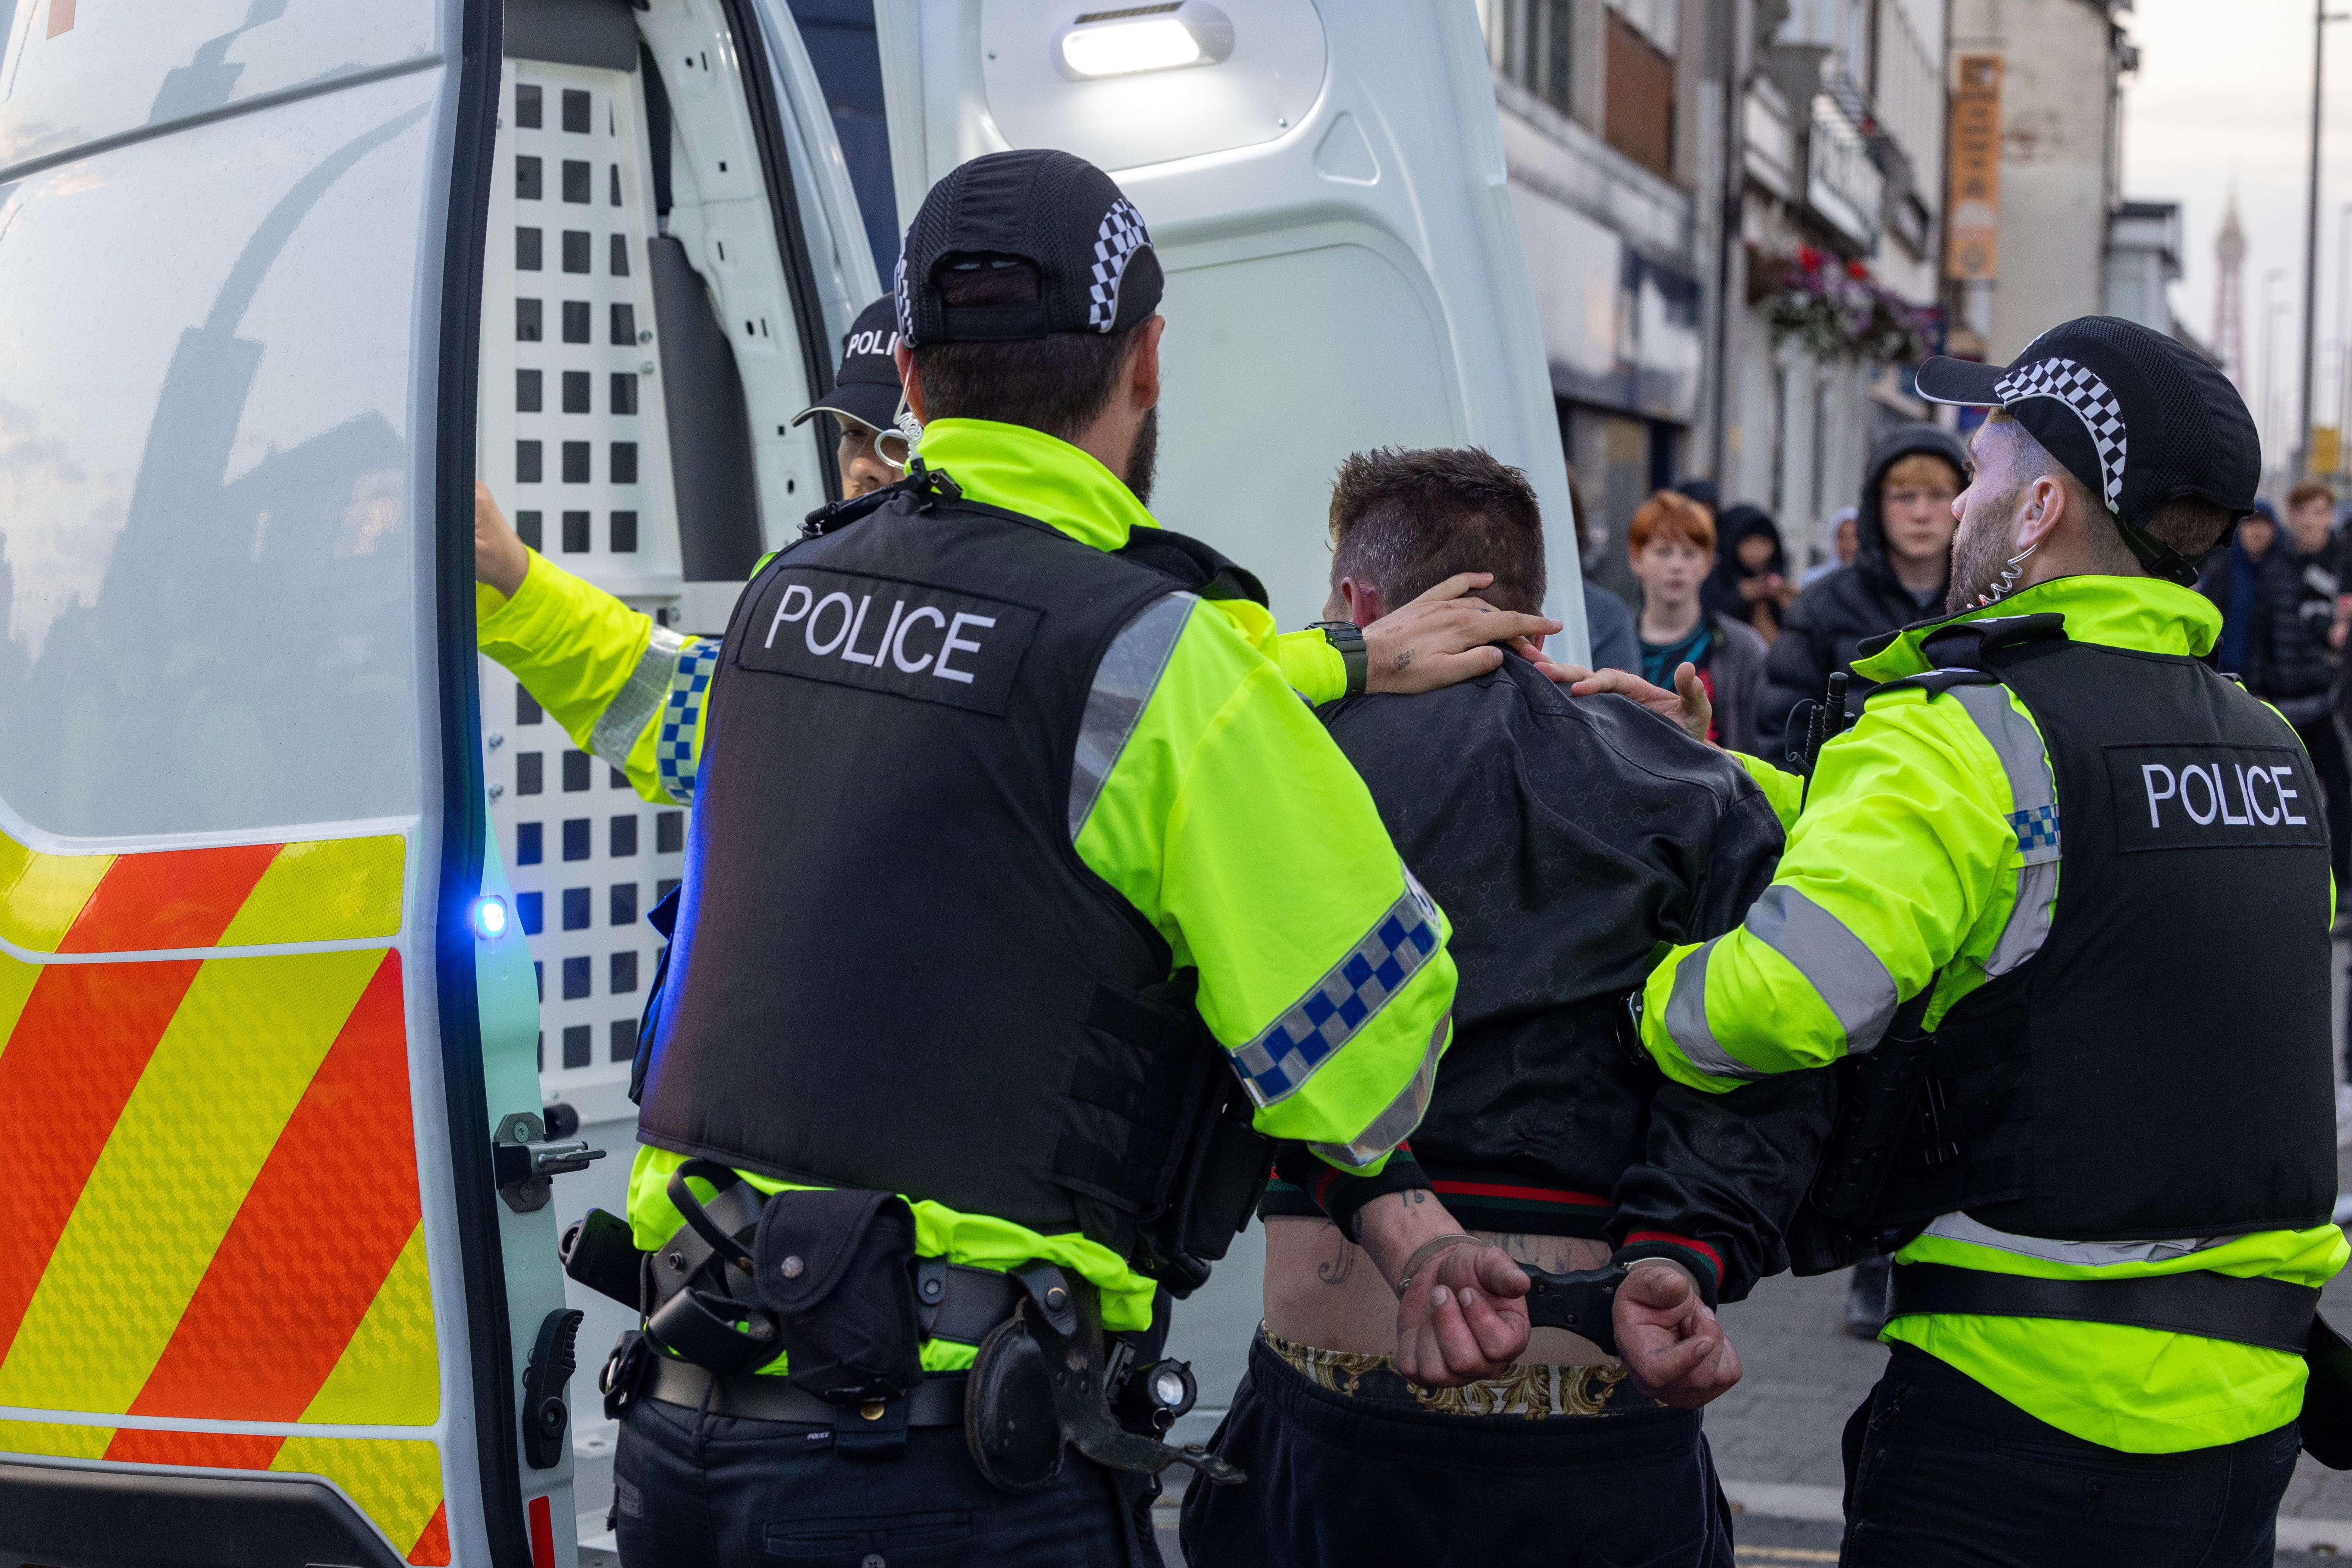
[2120,0,2352,441]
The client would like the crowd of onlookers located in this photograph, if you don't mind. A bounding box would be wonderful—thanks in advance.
[1575,421,1972,759]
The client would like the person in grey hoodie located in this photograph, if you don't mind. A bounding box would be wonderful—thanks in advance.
[1756,424,1967,754]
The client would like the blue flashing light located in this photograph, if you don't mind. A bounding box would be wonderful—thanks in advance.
[471,895,510,939]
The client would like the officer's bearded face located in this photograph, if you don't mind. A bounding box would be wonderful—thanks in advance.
[1945,421,2031,613]
[1125,405,1160,507]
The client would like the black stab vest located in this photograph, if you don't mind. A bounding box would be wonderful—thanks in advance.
[1869,617,2337,1241]
[635,485,1229,1257]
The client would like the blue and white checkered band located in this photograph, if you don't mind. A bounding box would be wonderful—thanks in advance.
[2008,803,2060,854]
[1994,356,2128,513]
[656,638,721,804]
[1087,198,1151,333]
[1230,870,1444,1108]
[891,250,912,343]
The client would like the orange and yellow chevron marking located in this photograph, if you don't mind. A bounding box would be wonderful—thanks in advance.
[133,956,435,1424]
[0,829,404,953]
[0,831,441,1562]
[0,951,437,1422]
[0,1420,448,1564]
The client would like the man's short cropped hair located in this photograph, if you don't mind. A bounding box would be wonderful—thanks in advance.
[1328,447,1546,615]
[910,258,1147,442]
[1625,490,1716,556]
[2289,479,2338,514]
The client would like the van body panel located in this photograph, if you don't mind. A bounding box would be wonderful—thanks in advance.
[0,2,564,1561]
[872,0,1585,653]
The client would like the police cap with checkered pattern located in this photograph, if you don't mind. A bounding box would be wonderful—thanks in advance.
[892,149,1163,348]
[1915,315,2260,585]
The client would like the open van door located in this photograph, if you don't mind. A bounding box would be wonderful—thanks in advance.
[0,0,570,1562]
[0,0,866,1563]
[871,0,1586,656]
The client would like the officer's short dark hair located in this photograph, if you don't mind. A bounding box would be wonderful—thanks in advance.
[1327,447,1547,615]
[909,260,1149,443]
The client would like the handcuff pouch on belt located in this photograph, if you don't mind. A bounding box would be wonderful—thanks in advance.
[964,1263,1245,1495]
[752,1186,923,1405]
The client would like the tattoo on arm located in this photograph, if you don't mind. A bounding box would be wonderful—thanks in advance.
[1400,1189,1426,1207]
[1393,648,1413,672]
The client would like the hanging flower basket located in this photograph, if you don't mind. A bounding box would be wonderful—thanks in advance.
[1761,247,1933,365]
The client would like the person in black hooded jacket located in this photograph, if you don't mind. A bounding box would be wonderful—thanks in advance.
[1756,424,1966,753]
[1182,447,1829,1568]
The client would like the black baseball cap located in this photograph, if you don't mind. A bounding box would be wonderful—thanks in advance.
[1915,315,2259,583]
[790,295,903,434]
[893,149,1163,348]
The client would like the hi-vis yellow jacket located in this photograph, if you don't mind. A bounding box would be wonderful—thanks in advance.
[481,419,1454,1366]
[1640,573,2347,1454]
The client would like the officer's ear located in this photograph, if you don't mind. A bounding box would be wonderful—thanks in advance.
[1338,576,1386,627]
[2014,472,2072,556]
[1125,315,1165,414]
[896,343,927,423]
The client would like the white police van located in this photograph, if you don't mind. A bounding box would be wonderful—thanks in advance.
[0,2,1575,1562]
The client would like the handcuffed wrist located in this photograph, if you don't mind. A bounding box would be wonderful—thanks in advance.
[1393,1232,1483,1298]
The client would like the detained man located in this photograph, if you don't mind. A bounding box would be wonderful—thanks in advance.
[1180,447,1834,1568]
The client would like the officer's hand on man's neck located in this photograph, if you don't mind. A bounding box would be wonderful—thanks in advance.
[1327,573,1563,697]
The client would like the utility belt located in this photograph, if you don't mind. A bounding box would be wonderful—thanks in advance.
[560,1159,1243,1493]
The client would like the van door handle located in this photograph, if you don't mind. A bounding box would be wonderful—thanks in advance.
[493,1111,606,1212]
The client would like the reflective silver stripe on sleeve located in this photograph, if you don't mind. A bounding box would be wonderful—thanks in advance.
[1307,1014,1446,1168]
[1741,884,1899,1055]
[1661,939,1766,1080]
[1068,593,1196,842]
[1920,1211,2221,1268]
[1232,869,1444,1107]
[1950,685,2062,975]
[590,624,692,774]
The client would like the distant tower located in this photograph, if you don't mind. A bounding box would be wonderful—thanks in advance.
[2214,191,2248,391]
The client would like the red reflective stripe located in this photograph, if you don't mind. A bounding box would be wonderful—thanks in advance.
[57,843,281,953]
[102,1427,285,1470]
[1624,1230,1724,1276]
[408,1501,452,1565]
[528,1494,556,1568]
[131,954,415,1419]
[1429,1180,1612,1207]
[0,960,198,1365]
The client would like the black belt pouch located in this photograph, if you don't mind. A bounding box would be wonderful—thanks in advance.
[2304,1313,2352,1468]
[753,1189,923,1405]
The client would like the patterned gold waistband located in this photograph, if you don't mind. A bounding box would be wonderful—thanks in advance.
[1257,1326,1657,1420]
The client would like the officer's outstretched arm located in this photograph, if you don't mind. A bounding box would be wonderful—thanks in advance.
[1634,690,2023,1091]
[474,483,717,806]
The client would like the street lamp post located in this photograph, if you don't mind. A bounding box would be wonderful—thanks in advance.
[2336,201,2352,481]
[2296,2,2352,478]
[2266,268,2291,470]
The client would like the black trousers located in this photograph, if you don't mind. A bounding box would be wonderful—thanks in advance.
[1841,1343,2299,1568]
[1178,1335,1735,1568]
[612,1391,1160,1568]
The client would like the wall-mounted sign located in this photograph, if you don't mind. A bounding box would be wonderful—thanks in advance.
[1946,53,2002,282]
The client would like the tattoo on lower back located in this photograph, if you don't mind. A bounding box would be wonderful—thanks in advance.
[1316,1246,1356,1286]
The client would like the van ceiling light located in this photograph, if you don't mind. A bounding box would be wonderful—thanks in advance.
[1058,2,1234,80]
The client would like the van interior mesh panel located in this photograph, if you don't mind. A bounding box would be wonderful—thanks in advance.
[479,59,686,1100]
